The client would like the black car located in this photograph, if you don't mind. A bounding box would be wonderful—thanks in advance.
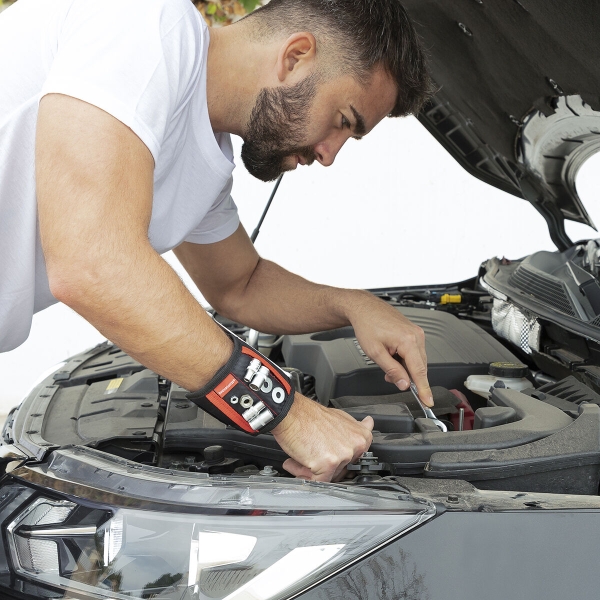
[1,1,600,599]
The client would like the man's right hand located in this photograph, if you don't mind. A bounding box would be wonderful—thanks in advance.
[272,393,374,482]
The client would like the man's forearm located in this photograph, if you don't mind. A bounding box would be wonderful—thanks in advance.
[214,254,432,407]
[219,257,377,335]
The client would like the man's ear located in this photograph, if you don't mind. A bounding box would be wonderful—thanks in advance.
[276,32,317,82]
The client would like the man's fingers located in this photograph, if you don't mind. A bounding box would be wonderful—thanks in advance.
[361,415,375,431]
[373,350,411,391]
[331,466,349,482]
[273,395,374,484]
[371,343,433,407]
[283,457,342,483]
[282,458,313,479]
[403,348,433,407]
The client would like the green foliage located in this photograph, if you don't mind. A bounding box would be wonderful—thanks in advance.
[240,0,262,12]
[0,0,264,27]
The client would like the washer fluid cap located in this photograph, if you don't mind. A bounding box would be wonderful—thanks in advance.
[489,361,528,378]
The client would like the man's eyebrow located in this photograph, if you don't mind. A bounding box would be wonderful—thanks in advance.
[350,105,366,137]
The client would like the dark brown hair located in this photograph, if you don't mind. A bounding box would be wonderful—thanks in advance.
[246,0,432,117]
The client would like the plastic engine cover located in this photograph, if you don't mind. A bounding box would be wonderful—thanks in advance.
[282,307,521,403]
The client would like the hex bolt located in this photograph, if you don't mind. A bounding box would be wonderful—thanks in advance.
[447,495,460,504]
[259,465,278,476]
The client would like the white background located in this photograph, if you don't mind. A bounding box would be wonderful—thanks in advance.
[1,115,597,415]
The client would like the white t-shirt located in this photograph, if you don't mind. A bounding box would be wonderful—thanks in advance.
[0,0,239,352]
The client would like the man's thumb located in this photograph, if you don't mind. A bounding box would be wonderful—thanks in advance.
[361,415,374,431]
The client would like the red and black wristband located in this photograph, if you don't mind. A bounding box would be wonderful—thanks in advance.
[186,321,296,435]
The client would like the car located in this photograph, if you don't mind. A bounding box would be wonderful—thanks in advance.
[1,1,600,599]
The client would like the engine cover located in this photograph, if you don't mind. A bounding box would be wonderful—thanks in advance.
[282,307,520,403]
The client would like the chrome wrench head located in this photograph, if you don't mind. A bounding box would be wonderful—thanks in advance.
[409,382,448,432]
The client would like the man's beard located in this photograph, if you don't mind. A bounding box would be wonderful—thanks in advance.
[241,74,318,182]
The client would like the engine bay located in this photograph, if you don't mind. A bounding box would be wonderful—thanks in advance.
[8,264,600,498]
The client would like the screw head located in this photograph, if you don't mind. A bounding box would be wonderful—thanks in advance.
[259,465,279,476]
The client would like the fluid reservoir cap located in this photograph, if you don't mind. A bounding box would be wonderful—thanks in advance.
[489,361,528,378]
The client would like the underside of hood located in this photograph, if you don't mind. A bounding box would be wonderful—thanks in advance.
[403,0,600,250]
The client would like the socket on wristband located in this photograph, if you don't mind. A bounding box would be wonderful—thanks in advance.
[186,322,295,434]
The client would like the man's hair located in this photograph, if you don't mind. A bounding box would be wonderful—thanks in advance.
[245,0,432,117]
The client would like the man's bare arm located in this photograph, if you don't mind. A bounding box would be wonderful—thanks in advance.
[37,95,372,483]
[174,228,431,404]
[36,94,233,391]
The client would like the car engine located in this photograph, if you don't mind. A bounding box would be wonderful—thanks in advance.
[7,268,600,498]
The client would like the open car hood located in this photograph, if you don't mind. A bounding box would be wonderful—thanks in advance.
[404,0,600,250]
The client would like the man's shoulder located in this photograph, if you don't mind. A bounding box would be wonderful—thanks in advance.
[147,0,202,33]
[93,0,202,38]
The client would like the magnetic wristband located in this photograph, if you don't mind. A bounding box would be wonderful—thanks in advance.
[186,321,296,435]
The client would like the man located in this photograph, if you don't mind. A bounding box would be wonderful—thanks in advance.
[0,0,432,482]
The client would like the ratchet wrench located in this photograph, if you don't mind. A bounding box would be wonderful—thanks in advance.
[410,382,447,432]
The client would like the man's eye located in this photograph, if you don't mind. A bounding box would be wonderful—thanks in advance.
[341,115,350,129]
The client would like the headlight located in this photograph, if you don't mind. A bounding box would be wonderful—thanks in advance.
[0,447,435,600]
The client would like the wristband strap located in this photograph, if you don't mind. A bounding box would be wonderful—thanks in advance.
[186,321,296,435]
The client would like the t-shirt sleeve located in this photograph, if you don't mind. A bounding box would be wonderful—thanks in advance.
[41,0,202,162]
[185,177,241,244]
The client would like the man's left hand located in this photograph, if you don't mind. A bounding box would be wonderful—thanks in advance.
[345,291,433,406]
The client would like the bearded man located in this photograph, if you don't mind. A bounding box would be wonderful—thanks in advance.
[0,0,432,482]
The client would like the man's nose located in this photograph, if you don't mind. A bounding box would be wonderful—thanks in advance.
[314,136,347,167]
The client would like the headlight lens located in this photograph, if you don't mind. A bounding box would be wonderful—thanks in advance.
[0,448,435,600]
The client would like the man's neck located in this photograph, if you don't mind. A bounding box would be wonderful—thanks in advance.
[207,23,271,137]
